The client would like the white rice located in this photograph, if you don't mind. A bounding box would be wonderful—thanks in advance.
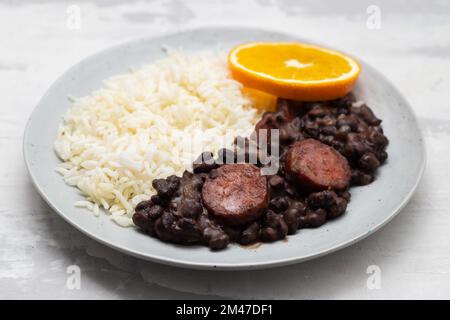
[54,50,262,226]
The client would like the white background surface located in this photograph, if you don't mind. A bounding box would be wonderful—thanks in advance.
[0,0,449,299]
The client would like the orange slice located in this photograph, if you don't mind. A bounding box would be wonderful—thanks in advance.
[242,87,277,112]
[228,42,361,101]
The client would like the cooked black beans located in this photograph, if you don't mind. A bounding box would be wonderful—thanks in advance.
[240,222,261,245]
[260,211,288,242]
[203,227,230,250]
[305,208,327,227]
[283,208,300,234]
[307,190,348,219]
[359,153,380,172]
[351,169,374,186]
[133,93,388,250]
[269,196,290,212]
[307,190,339,209]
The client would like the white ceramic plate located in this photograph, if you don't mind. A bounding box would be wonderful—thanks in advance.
[23,27,425,270]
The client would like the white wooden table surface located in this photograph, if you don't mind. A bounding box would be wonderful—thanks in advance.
[1,0,449,299]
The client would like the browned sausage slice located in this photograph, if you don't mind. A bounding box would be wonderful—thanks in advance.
[202,164,268,226]
[285,139,351,191]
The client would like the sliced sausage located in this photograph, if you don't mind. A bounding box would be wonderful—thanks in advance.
[201,164,268,226]
[285,139,351,191]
